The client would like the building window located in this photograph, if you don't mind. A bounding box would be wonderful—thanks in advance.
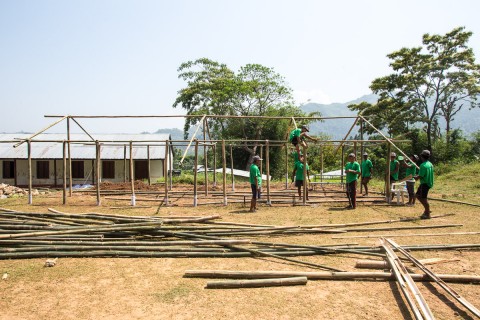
[2,161,15,179]
[72,161,84,179]
[102,161,115,179]
[36,161,49,179]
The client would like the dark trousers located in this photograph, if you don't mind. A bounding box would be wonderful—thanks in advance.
[346,180,357,208]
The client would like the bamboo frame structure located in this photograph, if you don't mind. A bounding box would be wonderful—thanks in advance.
[6,114,416,207]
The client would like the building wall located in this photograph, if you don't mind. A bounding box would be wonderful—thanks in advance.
[0,159,165,187]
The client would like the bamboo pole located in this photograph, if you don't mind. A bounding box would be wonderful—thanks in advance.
[333,116,359,154]
[386,238,480,318]
[184,270,480,283]
[360,119,364,194]
[333,231,479,239]
[95,141,101,206]
[63,141,67,204]
[302,145,307,205]
[265,140,271,205]
[428,197,480,208]
[164,140,169,206]
[179,115,206,165]
[193,140,198,207]
[123,145,127,183]
[205,277,308,289]
[230,145,235,191]
[285,143,289,189]
[27,140,32,205]
[203,117,208,197]
[147,145,151,185]
[14,116,68,148]
[129,141,135,206]
[340,145,345,189]
[213,144,217,188]
[222,140,227,206]
[67,117,73,196]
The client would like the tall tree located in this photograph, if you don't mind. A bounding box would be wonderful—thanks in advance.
[368,27,480,150]
[173,58,313,174]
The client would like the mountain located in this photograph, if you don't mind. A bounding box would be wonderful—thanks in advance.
[302,94,480,139]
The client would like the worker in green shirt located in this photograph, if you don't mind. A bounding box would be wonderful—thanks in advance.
[415,150,434,219]
[345,153,361,209]
[389,152,400,182]
[361,152,373,196]
[289,125,317,156]
[292,154,310,200]
[249,155,262,213]
[402,154,419,206]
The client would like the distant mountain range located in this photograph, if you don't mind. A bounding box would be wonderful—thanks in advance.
[301,94,480,139]
[149,94,480,143]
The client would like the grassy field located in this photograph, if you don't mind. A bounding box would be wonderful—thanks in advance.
[0,163,479,320]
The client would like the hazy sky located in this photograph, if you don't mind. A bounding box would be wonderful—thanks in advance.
[1,0,479,134]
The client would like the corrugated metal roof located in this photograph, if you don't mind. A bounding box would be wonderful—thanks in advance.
[0,133,171,160]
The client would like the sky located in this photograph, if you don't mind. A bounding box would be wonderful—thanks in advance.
[1,0,479,134]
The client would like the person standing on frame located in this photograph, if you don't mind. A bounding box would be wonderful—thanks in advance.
[415,150,434,219]
[361,152,373,196]
[289,125,317,156]
[292,154,310,200]
[249,155,262,213]
[403,154,419,206]
[345,153,361,209]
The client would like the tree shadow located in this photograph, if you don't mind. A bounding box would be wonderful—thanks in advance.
[388,280,414,320]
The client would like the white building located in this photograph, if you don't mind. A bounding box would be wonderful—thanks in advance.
[0,133,173,187]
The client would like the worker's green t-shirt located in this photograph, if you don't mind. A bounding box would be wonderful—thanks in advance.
[390,159,399,180]
[294,162,309,181]
[361,159,373,178]
[249,164,262,187]
[418,160,434,188]
[291,151,300,164]
[289,128,301,141]
[405,161,417,178]
[345,161,360,183]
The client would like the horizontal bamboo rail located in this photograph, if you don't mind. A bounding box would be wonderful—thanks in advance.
[205,277,308,289]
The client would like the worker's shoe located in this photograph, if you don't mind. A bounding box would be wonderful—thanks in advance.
[420,213,431,219]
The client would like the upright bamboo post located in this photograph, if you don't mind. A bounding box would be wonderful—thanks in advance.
[129,141,135,206]
[213,144,217,188]
[27,140,32,205]
[169,141,173,191]
[360,120,364,194]
[341,145,345,190]
[230,145,235,191]
[259,146,263,175]
[163,140,169,205]
[285,143,289,189]
[193,140,198,207]
[95,141,101,206]
[147,145,151,185]
[123,145,127,183]
[354,142,357,158]
[222,140,227,206]
[386,142,391,203]
[302,145,307,205]
[53,159,57,188]
[320,146,324,183]
[62,141,67,205]
[265,140,271,206]
[203,118,208,197]
[67,117,73,196]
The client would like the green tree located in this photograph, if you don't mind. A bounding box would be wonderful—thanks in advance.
[174,58,316,176]
[367,27,480,150]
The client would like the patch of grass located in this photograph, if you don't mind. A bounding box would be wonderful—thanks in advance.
[152,285,195,303]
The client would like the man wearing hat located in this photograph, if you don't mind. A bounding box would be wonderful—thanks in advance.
[249,155,262,213]
[345,153,361,209]
[292,154,310,200]
[414,150,434,219]
[361,152,373,196]
[289,125,317,156]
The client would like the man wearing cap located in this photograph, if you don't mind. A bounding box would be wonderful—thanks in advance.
[403,154,419,206]
[414,150,434,219]
[292,154,310,200]
[345,153,361,209]
[289,125,317,156]
[361,152,373,196]
[249,155,262,213]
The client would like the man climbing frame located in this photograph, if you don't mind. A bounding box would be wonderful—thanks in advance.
[289,124,317,155]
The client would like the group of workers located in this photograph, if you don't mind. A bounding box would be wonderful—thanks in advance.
[249,125,434,219]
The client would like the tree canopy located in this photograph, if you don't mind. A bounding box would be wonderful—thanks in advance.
[350,27,480,151]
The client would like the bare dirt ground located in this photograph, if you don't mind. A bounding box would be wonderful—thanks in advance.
[0,184,479,320]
